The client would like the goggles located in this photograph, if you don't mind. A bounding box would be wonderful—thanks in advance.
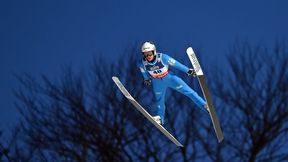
[143,52,154,58]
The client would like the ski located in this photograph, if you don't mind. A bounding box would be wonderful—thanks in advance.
[112,76,184,147]
[186,47,224,143]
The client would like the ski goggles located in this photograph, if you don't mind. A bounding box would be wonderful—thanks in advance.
[143,52,154,58]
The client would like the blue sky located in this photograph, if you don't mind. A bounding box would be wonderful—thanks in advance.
[1,0,288,132]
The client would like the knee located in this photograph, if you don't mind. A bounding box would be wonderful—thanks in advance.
[154,91,164,101]
[179,87,195,95]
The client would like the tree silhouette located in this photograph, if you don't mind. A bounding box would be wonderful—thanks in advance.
[208,40,288,162]
[9,49,148,161]
[1,40,288,162]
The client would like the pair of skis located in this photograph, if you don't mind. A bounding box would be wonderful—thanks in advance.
[112,47,224,147]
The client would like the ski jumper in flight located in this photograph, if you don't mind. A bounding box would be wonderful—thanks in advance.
[138,41,208,125]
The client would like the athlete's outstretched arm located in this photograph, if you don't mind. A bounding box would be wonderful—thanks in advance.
[162,54,189,73]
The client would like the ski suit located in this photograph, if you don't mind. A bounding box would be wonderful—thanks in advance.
[138,53,206,124]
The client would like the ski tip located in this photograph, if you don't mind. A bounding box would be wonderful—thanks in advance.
[218,136,224,143]
[112,76,120,83]
[186,47,194,55]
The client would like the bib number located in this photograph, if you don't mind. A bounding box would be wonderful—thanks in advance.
[153,70,162,74]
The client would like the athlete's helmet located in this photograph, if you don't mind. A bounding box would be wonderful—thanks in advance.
[141,41,156,55]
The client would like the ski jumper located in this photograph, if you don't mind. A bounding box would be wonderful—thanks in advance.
[138,53,206,124]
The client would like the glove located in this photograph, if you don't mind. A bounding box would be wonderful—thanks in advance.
[187,69,197,77]
[143,80,151,86]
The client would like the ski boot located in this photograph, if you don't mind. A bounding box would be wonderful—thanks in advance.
[152,115,161,125]
[204,104,210,114]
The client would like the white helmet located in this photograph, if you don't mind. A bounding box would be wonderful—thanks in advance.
[141,41,156,55]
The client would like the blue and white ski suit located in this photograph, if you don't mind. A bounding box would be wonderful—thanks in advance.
[138,53,206,124]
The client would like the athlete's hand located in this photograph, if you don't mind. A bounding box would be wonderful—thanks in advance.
[187,69,197,77]
[143,80,151,86]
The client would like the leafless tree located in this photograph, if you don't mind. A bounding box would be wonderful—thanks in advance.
[201,40,288,162]
[1,44,180,161]
[1,41,288,162]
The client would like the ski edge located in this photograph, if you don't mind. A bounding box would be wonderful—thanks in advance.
[198,76,224,143]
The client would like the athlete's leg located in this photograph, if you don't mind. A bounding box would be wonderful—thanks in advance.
[168,74,206,111]
[152,79,167,124]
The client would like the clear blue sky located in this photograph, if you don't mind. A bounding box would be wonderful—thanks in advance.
[1,0,288,133]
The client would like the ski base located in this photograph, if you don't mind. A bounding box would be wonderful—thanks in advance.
[112,76,184,147]
[186,47,224,143]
